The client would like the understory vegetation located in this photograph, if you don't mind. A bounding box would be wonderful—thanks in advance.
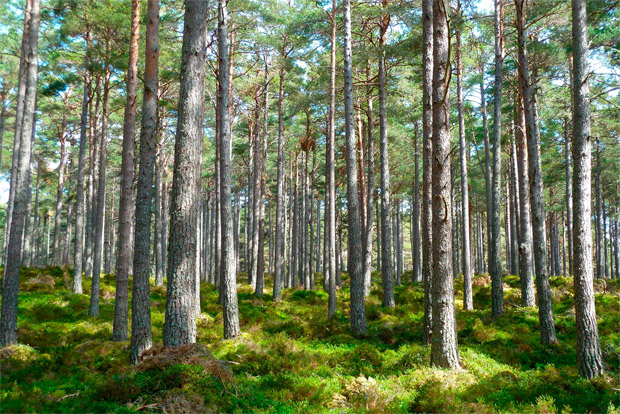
[1,267,618,413]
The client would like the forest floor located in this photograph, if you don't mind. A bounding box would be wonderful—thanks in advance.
[0,267,619,413]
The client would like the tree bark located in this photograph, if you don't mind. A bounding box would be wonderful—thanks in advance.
[89,59,111,317]
[73,76,91,294]
[53,117,68,265]
[421,0,433,346]
[515,0,557,345]
[130,0,159,363]
[456,9,473,310]
[515,96,536,307]
[163,0,208,347]
[490,0,504,317]
[0,0,39,346]
[379,12,395,308]
[364,63,375,296]
[3,0,32,267]
[217,0,241,339]
[571,0,604,379]
[113,0,141,342]
[430,0,459,370]
[326,0,337,318]
[343,0,366,336]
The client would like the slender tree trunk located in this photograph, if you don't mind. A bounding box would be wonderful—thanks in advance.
[163,0,208,346]
[571,0,604,378]
[489,0,504,317]
[3,0,32,267]
[456,12,473,310]
[515,96,536,307]
[113,0,141,342]
[430,0,459,369]
[255,76,269,298]
[84,78,100,279]
[379,14,395,307]
[343,0,366,336]
[89,60,111,317]
[510,125,520,275]
[326,0,338,318]
[73,76,91,294]
[130,0,158,363]
[515,0,557,345]
[412,123,421,283]
[22,127,35,266]
[364,65,375,296]
[53,121,68,265]
[217,0,241,339]
[595,140,603,279]
[0,0,39,346]
[421,0,433,346]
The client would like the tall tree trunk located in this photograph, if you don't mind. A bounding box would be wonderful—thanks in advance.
[480,72,492,276]
[255,75,269,298]
[515,0,557,345]
[379,13,395,307]
[3,0,32,267]
[421,0,433,346]
[0,83,8,171]
[89,60,111,317]
[509,124,520,275]
[0,0,39,346]
[217,0,241,339]
[595,139,603,279]
[250,102,261,290]
[343,0,366,336]
[364,64,376,296]
[22,125,35,266]
[326,0,338,318]
[84,78,100,279]
[515,96,536,307]
[130,0,159,363]
[73,76,91,294]
[53,119,68,265]
[163,0,208,347]
[430,0,459,369]
[571,0,604,378]
[412,123,421,283]
[489,0,504,317]
[154,137,165,286]
[456,10,473,310]
[113,0,141,342]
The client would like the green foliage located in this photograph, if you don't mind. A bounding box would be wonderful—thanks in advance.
[1,266,618,413]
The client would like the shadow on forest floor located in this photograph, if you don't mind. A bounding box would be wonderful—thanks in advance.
[1,266,619,413]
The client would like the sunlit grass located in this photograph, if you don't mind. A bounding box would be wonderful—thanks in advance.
[0,266,618,413]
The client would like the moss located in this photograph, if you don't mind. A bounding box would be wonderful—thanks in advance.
[1,266,618,413]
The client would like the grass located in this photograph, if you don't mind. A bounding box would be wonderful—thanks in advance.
[0,266,619,413]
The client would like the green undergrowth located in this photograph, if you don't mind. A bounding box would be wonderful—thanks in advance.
[1,266,619,413]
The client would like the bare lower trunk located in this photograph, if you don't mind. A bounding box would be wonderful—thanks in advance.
[89,62,111,318]
[515,96,536,307]
[421,0,433,346]
[490,0,504,317]
[379,21,394,308]
[515,0,557,345]
[130,0,158,363]
[217,0,240,339]
[0,0,39,346]
[456,12,473,310]
[430,0,459,369]
[343,0,366,336]
[571,0,604,379]
[73,76,91,294]
[273,64,286,301]
[113,0,141,342]
[163,0,208,347]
